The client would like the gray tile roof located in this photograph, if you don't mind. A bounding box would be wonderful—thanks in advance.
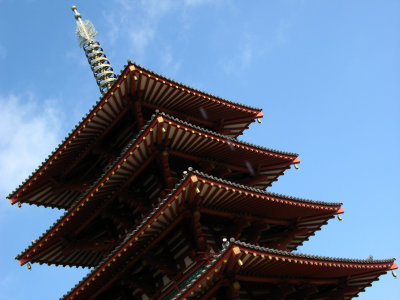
[130,62,262,112]
[8,110,297,202]
[58,168,345,299]
[171,238,396,299]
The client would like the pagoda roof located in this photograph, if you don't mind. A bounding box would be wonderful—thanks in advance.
[29,176,340,298]
[130,62,263,120]
[191,169,342,208]
[173,239,397,300]
[17,169,340,268]
[9,112,298,209]
[16,169,343,267]
[7,63,264,206]
[59,233,396,300]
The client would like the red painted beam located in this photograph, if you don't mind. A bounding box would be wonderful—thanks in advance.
[198,206,291,226]
[235,274,340,285]
[141,101,215,128]
[83,215,186,300]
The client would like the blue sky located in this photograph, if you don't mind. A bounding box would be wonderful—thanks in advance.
[0,0,399,299]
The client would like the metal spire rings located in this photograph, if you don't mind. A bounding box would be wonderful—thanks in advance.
[71,6,117,95]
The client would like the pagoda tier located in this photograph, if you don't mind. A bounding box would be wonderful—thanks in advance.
[8,63,263,208]
[11,11,397,297]
[173,240,397,300]
[17,169,342,267]
[9,112,297,209]
[60,237,396,300]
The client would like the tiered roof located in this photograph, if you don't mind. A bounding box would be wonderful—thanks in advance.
[60,235,397,299]
[12,59,396,300]
[8,111,297,209]
[17,169,342,267]
[8,63,263,208]
[173,239,397,300]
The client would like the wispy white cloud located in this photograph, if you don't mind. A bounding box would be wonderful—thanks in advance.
[106,0,220,67]
[0,93,63,195]
[220,36,256,75]
[0,43,6,60]
[219,16,291,76]
[275,19,291,44]
[0,274,16,299]
[160,46,182,76]
[65,48,87,67]
[107,0,177,60]
[128,27,156,57]
[240,42,253,68]
[184,0,215,6]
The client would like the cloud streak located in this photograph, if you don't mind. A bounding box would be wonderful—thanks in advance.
[0,93,63,196]
[107,0,177,60]
[106,0,221,69]
[220,36,256,76]
[0,43,6,60]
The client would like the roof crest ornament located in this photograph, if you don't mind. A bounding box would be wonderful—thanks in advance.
[71,5,117,95]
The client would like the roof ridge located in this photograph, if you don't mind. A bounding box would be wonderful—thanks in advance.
[190,168,341,206]
[131,62,262,112]
[9,111,298,201]
[60,170,196,299]
[19,157,335,262]
[15,115,161,260]
[229,239,396,264]
[59,165,343,298]
[171,238,396,299]
[157,111,298,156]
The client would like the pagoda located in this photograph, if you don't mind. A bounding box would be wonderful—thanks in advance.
[9,6,397,300]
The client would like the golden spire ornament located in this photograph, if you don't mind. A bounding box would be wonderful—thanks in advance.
[71,6,117,94]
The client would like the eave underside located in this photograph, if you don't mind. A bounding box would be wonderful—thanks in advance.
[8,63,266,205]
[17,170,341,268]
[61,238,396,300]
[173,240,397,300]
[10,112,298,209]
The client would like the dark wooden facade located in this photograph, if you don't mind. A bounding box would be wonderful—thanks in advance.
[11,62,396,299]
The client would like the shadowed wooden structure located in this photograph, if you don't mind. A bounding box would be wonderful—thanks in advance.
[9,7,397,300]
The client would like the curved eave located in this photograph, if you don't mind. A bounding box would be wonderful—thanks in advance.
[17,169,341,267]
[7,66,132,206]
[131,62,262,112]
[59,174,196,300]
[191,169,340,207]
[10,112,298,209]
[8,63,264,204]
[54,175,341,299]
[173,240,397,300]
[130,63,262,137]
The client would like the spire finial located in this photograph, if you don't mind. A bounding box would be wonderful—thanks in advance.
[71,5,117,95]
[71,6,80,19]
